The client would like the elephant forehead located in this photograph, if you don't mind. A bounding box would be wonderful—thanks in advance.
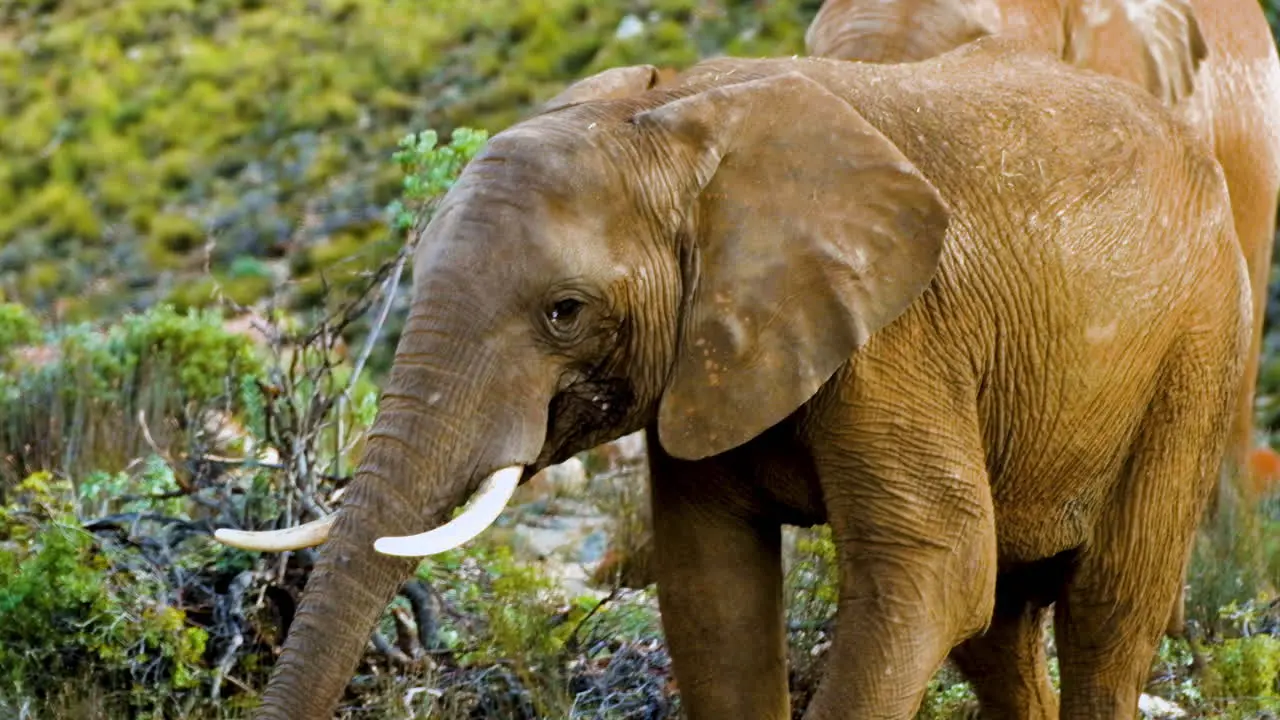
[420,185,634,293]
[484,124,616,188]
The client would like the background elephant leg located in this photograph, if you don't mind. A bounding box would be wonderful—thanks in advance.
[1056,351,1234,719]
[1214,122,1280,487]
[950,552,1076,719]
[646,427,790,720]
[949,600,1058,719]
[801,379,998,719]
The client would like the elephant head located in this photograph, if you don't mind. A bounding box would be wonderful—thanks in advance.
[805,0,1207,105]
[804,0,1004,64]
[214,63,948,718]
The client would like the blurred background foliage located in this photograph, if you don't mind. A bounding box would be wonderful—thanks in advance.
[0,0,820,342]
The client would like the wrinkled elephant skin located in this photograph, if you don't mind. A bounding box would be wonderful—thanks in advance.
[222,42,1250,720]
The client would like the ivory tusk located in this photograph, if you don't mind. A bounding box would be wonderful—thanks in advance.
[213,514,337,552]
[373,465,522,557]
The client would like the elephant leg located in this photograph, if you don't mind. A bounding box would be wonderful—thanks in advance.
[950,551,1078,718]
[801,375,998,719]
[949,595,1058,719]
[645,427,790,720]
[1055,352,1233,719]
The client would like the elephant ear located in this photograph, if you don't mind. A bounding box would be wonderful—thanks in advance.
[1062,0,1207,105]
[637,72,950,461]
[804,0,1001,63]
[538,65,660,114]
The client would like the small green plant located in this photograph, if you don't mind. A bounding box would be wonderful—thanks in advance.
[783,525,840,711]
[786,525,839,630]
[1200,632,1280,716]
[0,303,40,359]
[915,666,979,720]
[386,127,490,237]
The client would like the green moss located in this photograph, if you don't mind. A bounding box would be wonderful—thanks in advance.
[148,213,206,258]
[165,277,219,312]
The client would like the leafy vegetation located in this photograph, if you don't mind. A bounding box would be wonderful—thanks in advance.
[0,473,209,718]
[1,0,821,330]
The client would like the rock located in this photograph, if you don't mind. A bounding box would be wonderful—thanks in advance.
[544,456,588,496]
[615,431,646,462]
[1138,694,1186,719]
[615,14,644,41]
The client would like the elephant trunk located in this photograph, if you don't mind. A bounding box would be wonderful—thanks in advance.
[249,307,543,719]
[253,481,422,719]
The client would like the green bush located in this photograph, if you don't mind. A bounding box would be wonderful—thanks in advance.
[12,303,264,410]
[0,304,265,490]
[0,473,208,717]
[0,302,41,358]
[1200,632,1280,717]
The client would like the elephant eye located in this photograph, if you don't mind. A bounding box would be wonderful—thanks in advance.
[548,298,585,327]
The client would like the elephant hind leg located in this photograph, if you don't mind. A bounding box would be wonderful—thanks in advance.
[1054,338,1238,719]
[949,553,1075,720]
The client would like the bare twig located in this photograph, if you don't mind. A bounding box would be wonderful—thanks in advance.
[370,629,414,666]
[137,410,179,481]
[211,570,253,701]
[183,454,350,485]
[563,587,620,654]
[333,247,410,475]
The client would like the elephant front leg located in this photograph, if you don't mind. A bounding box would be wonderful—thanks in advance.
[646,427,790,720]
[803,384,998,719]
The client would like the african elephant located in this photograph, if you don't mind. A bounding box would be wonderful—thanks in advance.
[215,38,1249,720]
[804,0,1280,502]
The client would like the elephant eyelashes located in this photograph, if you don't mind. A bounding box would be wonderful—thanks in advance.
[544,296,588,340]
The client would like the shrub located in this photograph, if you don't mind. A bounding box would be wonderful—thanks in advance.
[0,473,208,717]
[1200,632,1280,717]
[405,538,673,719]
[0,304,264,492]
[0,302,41,359]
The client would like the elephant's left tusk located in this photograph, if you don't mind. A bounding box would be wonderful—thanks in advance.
[373,465,522,557]
[213,514,337,551]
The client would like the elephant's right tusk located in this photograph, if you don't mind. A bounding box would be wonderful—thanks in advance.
[373,465,522,557]
[213,514,337,552]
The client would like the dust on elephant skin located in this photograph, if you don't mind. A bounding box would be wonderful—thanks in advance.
[223,40,1251,720]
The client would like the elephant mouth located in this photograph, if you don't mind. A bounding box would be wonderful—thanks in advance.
[212,465,524,557]
[535,376,637,467]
